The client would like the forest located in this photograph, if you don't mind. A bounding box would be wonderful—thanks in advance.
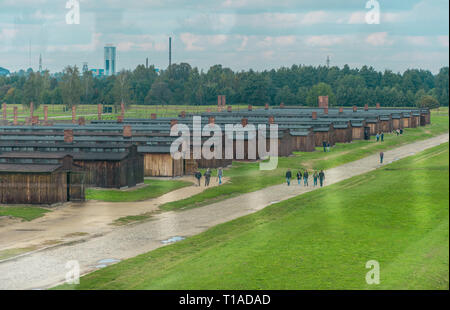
[0,63,447,110]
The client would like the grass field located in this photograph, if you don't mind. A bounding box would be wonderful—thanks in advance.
[0,206,50,221]
[160,111,449,212]
[56,142,449,290]
[86,179,192,202]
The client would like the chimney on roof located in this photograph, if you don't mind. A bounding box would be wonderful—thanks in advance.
[265,103,269,110]
[324,107,328,115]
[217,106,222,112]
[222,95,226,106]
[2,103,6,121]
[170,119,178,128]
[248,104,252,111]
[353,105,357,112]
[218,95,222,107]
[31,116,39,126]
[44,106,48,124]
[121,102,125,117]
[312,111,317,120]
[227,106,232,112]
[64,129,74,143]
[339,107,344,113]
[241,118,248,127]
[97,104,102,120]
[151,113,157,119]
[209,116,215,125]
[117,115,124,123]
[180,111,186,118]
[72,106,76,124]
[268,115,275,124]
[364,104,369,111]
[13,106,18,125]
[376,103,380,109]
[280,102,285,109]
[78,117,85,126]
[123,125,132,138]
[206,108,211,113]
[318,96,329,108]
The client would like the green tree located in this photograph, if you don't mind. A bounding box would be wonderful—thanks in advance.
[306,82,335,106]
[416,95,439,109]
[59,66,82,108]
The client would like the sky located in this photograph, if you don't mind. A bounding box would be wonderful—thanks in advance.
[0,0,448,74]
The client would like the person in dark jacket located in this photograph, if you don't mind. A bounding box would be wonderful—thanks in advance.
[322,141,327,152]
[381,132,384,142]
[379,152,384,164]
[296,170,302,185]
[313,171,319,187]
[286,169,292,186]
[303,170,309,186]
[194,170,202,186]
[204,168,211,186]
[319,170,325,187]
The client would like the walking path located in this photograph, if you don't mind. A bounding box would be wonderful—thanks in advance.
[0,133,448,290]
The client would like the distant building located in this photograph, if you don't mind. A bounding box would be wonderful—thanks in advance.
[104,45,116,76]
[0,67,11,76]
[90,68,105,77]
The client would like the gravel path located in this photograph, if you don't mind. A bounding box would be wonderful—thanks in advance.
[0,133,448,290]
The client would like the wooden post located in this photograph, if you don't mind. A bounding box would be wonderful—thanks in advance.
[13,106,18,125]
[44,106,48,124]
[97,104,102,120]
[72,106,76,124]
[2,103,6,121]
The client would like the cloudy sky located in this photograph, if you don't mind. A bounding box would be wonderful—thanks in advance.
[0,0,448,73]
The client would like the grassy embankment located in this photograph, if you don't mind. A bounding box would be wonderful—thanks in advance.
[160,110,449,211]
[57,142,449,290]
[0,206,50,221]
[86,179,192,202]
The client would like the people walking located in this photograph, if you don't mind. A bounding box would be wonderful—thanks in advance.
[379,151,384,164]
[204,168,211,186]
[322,141,327,152]
[194,170,202,186]
[303,170,309,186]
[296,170,302,185]
[217,168,223,185]
[286,169,292,186]
[381,132,384,142]
[376,133,380,142]
[313,171,318,187]
[319,170,325,187]
[326,142,330,152]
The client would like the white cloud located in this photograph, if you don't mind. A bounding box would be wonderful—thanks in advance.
[305,35,347,47]
[365,32,392,46]
[437,35,449,48]
[404,36,430,46]
[180,33,204,51]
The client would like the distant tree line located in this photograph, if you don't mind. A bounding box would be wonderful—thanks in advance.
[0,63,447,110]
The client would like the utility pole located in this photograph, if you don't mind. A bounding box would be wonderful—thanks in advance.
[326,55,330,68]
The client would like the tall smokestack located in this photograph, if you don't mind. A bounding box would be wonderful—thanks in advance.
[169,37,172,69]
[146,57,149,69]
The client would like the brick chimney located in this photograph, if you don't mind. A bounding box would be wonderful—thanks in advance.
[2,103,6,121]
[218,95,222,106]
[72,106,76,124]
[280,102,285,109]
[312,111,317,120]
[227,106,232,112]
[170,119,178,128]
[13,106,18,125]
[353,105,357,112]
[241,118,248,127]
[31,116,39,126]
[265,103,269,110]
[44,106,48,124]
[78,117,86,126]
[123,125,132,138]
[324,107,328,115]
[29,102,34,117]
[117,115,124,123]
[206,108,211,113]
[180,111,186,118]
[268,116,275,124]
[339,107,344,113]
[208,116,215,125]
[217,106,222,112]
[222,95,226,106]
[151,113,157,119]
[97,104,102,120]
[364,104,369,111]
[64,129,74,143]
[120,102,125,117]
[248,104,253,111]
[318,96,329,108]
[376,103,380,109]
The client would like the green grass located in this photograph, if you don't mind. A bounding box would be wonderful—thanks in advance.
[55,142,449,290]
[0,206,50,221]
[86,179,192,202]
[160,112,449,211]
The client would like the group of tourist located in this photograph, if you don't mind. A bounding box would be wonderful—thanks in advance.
[322,141,331,152]
[375,132,385,142]
[394,128,403,136]
[194,168,223,187]
[285,169,325,187]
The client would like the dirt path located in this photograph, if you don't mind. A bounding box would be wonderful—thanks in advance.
[0,133,447,290]
[0,176,227,253]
